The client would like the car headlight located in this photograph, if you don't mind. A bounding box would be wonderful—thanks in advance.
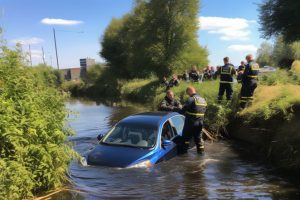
[128,160,152,168]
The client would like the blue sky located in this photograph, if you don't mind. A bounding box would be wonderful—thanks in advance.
[1,0,266,68]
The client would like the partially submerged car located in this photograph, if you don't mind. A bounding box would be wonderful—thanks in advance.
[87,112,185,168]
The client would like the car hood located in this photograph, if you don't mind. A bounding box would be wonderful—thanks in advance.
[87,143,153,167]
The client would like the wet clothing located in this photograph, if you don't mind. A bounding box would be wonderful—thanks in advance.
[159,96,182,112]
[237,65,245,83]
[217,63,236,100]
[189,70,200,82]
[240,61,260,108]
[180,94,207,153]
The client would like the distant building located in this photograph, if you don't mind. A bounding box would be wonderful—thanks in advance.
[80,58,96,78]
[62,68,81,81]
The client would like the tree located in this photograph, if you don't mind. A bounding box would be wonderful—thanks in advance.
[259,0,300,43]
[256,42,273,67]
[100,0,208,79]
[272,36,294,68]
[141,0,207,76]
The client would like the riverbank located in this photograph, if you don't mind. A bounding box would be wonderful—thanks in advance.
[229,68,300,171]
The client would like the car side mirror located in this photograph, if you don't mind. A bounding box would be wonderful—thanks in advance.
[162,139,172,147]
[97,134,104,141]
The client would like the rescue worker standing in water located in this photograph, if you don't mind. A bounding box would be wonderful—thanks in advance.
[217,57,236,101]
[180,86,207,154]
[240,54,260,108]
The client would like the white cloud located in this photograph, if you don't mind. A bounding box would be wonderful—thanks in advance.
[199,16,256,41]
[228,44,258,52]
[11,37,44,45]
[30,49,43,59]
[41,18,83,25]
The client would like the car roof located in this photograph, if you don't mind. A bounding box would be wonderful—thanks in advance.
[118,112,180,128]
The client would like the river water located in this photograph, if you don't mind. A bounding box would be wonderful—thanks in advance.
[53,99,300,200]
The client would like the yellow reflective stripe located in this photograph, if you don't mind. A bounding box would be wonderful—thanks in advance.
[186,111,205,116]
[241,96,253,99]
[220,81,233,83]
[193,97,207,106]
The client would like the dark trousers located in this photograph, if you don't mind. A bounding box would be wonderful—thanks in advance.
[218,83,233,100]
[240,79,257,108]
[181,119,203,153]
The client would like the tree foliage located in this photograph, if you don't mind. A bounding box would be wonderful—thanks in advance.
[256,42,274,67]
[100,0,208,78]
[256,36,300,69]
[0,44,75,199]
[259,0,300,43]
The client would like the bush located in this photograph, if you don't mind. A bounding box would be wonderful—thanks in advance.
[0,44,75,199]
[61,80,85,97]
[291,60,300,73]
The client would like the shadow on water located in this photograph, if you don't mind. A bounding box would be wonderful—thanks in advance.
[52,99,300,200]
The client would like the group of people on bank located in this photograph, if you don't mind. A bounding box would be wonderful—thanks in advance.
[161,65,210,90]
[158,54,260,154]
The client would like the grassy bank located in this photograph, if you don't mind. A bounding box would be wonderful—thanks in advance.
[229,69,300,171]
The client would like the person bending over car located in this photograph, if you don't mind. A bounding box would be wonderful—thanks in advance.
[159,90,182,112]
[180,86,207,154]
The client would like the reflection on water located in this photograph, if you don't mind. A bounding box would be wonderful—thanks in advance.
[54,100,300,199]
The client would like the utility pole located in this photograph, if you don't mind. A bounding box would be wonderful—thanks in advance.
[50,55,53,67]
[41,46,46,65]
[28,44,32,67]
[53,28,59,70]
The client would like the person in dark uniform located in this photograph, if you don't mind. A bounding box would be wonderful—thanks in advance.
[168,74,180,88]
[237,61,246,83]
[189,65,201,82]
[161,76,169,87]
[217,57,236,101]
[180,86,207,154]
[159,90,182,112]
[240,54,260,108]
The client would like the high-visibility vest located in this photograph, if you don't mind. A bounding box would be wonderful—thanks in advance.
[185,94,207,119]
[244,61,260,80]
[220,64,234,83]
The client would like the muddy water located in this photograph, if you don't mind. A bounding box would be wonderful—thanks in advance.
[53,99,300,200]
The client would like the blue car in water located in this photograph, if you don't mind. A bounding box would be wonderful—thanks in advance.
[87,112,185,168]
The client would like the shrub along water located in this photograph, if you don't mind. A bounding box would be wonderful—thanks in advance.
[0,45,75,199]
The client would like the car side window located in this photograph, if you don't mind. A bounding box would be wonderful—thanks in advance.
[161,121,174,141]
[169,115,185,135]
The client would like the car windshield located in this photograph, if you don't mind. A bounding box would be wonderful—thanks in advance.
[102,123,157,148]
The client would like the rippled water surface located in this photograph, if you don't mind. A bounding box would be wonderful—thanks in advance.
[53,100,300,200]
